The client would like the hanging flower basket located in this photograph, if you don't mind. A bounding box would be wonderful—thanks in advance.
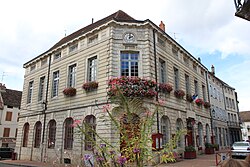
[159,83,173,94]
[107,76,157,98]
[186,94,193,103]
[195,98,203,106]
[203,102,211,108]
[174,89,185,99]
[82,81,99,91]
[63,87,76,97]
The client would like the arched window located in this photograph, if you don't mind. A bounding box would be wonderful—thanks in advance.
[161,116,170,146]
[48,120,56,148]
[34,121,42,148]
[22,123,29,147]
[85,115,96,150]
[198,122,203,147]
[176,118,184,147]
[64,118,73,150]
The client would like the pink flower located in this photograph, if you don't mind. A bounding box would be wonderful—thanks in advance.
[71,119,81,127]
[102,104,111,112]
[158,99,165,105]
[145,110,152,116]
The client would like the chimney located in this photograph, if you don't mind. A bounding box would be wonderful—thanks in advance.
[211,65,215,75]
[198,57,201,62]
[0,83,6,93]
[159,21,165,32]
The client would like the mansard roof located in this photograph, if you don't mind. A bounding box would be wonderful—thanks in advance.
[24,10,139,66]
[239,111,250,122]
[1,89,22,108]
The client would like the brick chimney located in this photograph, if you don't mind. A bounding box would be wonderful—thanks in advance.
[211,65,215,75]
[159,21,165,32]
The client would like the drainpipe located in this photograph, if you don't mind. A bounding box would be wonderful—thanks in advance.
[153,29,159,133]
[41,54,51,162]
[205,71,214,144]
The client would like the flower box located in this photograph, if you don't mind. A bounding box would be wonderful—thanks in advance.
[63,87,76,97]
[107,76,157,98]
[82,81,99,91]
[205,143,215,154]
[203,102,211,108]
[174,89,185,99]
[195,98,203,106]
[184,145,196,159]
[159,83,173,93]
[186,94,193,103]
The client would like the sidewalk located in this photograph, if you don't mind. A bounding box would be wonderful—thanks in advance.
[0,153,218,167]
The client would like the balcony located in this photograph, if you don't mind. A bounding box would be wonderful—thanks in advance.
[227,121,241,128]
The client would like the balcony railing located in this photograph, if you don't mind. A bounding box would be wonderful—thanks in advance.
[227,121,241,128]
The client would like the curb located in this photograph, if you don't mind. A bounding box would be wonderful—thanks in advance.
[0,161,40,167]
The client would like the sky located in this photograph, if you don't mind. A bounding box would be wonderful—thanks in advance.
[0,0,249,111]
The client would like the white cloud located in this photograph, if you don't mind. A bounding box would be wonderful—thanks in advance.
[0,0,249,110]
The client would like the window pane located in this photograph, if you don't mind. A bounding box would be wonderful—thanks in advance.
[52,71,59,97]
[88,56,97,82]
[120,52,139,77]
[68,64,76,87]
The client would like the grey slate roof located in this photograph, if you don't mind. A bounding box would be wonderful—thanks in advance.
[1,89,22,108]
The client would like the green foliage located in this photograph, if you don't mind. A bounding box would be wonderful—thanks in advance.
[160,129,187,164]
[205,142,213,148]
[185,145,196,152]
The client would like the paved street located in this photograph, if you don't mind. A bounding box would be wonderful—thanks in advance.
[0,153,220,167]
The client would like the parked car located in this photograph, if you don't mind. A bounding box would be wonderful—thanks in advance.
[231,141,250,158]
[0,147,14,160]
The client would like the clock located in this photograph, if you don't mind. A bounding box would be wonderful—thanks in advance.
[124,33,135,43]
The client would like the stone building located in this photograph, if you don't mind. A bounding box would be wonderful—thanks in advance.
[15,10,227,164]
[223,84,241,145]
[0,83,22,148]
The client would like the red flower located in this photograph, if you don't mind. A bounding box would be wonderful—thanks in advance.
[82,81,99,91]
[203,102,211,108]
[174,89,185,98]
[195,98,203,106]
[159,83,173,93]
[63,87,76,97]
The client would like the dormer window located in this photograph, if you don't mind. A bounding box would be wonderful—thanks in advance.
[41,58,47,66]
[69,43,78,53]
[30,64,36,72]
[88,35,98,44]
[54,52,61,60]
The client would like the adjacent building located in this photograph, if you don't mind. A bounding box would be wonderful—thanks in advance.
[15,10,240,164]
[239,111,250,141]
[0,83,22,148]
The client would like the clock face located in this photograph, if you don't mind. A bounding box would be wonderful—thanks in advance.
[124,33,135,43]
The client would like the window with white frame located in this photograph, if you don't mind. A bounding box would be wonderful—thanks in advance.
[52,71,59,97]
[38,76,45,101]
[232,99,235,109]
[88,35,98,44]
[173,67,179,90]
[87,56,97,82]
[121,51,139,77]
[68,64,77,87]
[27,81,34,103]
[69,43,78,53]
[159,58,166,83]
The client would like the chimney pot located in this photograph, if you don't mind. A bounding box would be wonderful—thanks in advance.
[159,21,165,32]
[211,65,215,75]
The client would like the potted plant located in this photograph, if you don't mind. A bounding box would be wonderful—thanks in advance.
[186,94,193,103]
[159,83,173,94]
[174,89,185,99]
[204,102,211,109]
[184,145,196,159]
[205,142,215,154]
[213,143,219,151]
[82,81,99,91]
[195,98,203,106]
[63,87,76,97]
